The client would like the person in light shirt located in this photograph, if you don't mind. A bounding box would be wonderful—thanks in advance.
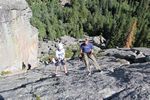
[52,43,68,75]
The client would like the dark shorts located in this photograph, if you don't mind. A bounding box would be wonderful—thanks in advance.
[55,59,65,66]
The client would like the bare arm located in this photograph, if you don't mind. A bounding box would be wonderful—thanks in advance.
[91,49,93,54]
[80,49,83,54]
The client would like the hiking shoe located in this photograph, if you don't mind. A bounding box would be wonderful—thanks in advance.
[65,73,69,76]
[97,69,101,72]
[88,72,92,76]
[51,73,56,77]
[93,69,101,73]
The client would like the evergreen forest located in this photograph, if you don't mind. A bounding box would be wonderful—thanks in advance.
[26,0,150,48]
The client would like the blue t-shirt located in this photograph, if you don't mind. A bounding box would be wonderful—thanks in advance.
[80,43,93,53]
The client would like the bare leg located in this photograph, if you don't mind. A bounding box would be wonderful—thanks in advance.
[59,65,62,71]
[63,64,68,74]
[55,66,59,75]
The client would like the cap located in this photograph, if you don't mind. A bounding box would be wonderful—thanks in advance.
[58,43,64,50]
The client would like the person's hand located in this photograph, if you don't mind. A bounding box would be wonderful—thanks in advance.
[91,50,94,54]
[79,53,83,60]
[79,53,83,58]
[52,58,56,63]
[79,54,82,57]
[88,51,92,55]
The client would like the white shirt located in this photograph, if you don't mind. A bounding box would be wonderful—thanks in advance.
[56,49,65,60]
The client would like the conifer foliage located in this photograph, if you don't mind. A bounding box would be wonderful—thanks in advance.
[27,0,150,48]
[124,19,137,48]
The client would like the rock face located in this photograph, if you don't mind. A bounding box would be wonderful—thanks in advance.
[0,59,149,100]
[0,48,150,99]
[38,36,78,58]
[60,0,71,6]
[92,36,105,46]
[105,62,150,100]
[102,48,150,63]
[0,0,38,71]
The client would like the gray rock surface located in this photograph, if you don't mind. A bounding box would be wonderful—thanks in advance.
[92,36,106,49]
[0,0,38,71]
[133,48,150,55]
[93,36,101,46]
[60,0,71,6]
[102,48,150,63]
[39,36,77,54]
[105,62,150,100]
[0,53,149,100]
[60,35,78,47]
[38,36,78,64]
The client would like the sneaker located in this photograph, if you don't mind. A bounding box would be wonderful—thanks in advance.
[88,72,92,76]
[51,73,56,77]
[93,69,101,73]
[97,69,101,72]
[65,73,69,76]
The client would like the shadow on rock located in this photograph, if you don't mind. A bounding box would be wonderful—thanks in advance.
[0,95,4,100]
[128,63,150,70]
[104,86,150,100]
[78,66,86,70]
[107,68,130,83]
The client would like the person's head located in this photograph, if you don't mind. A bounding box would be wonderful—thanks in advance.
[57,43,64,50]
[84,38,89,45]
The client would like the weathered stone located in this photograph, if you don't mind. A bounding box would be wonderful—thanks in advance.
[101,48,150,63]
[0,52,150,100]
[92,36,106,49]
[102,48,136,61]
[93,45,101,54]
[0,0,38,72]
[60,0,71,6]
[105,62,150,100]
[93,36,100,46]
[60,35,77,46]
[133,48,150,56]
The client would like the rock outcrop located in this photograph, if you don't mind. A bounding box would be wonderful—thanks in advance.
[102,48,150,63]
[0,0,38,72]
[0,47,150,99]
[0,54,149,99]
[105,62,150,100]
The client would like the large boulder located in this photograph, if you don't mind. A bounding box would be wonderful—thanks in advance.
[102,48,137,61]
[60,0,71,6]
[92,36,101,46]
[92,36,106,49]
[102,48,150,63]
[0,57,149,99]
[133,48,150,55]
[0,0,38,72]
[60,35,77,47]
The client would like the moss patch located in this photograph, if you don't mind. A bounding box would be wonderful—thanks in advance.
[35,95,41,100]
[0,70,12,76]
[40,51,55,62]
[65,44,80,58]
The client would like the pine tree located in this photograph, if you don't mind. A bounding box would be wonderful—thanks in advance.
[27,0,150,48]
[124,19,137,48]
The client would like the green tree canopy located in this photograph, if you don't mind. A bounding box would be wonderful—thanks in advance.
[27,0,150,48]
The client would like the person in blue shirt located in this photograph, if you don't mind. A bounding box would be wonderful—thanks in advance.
[80,38,100,75]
